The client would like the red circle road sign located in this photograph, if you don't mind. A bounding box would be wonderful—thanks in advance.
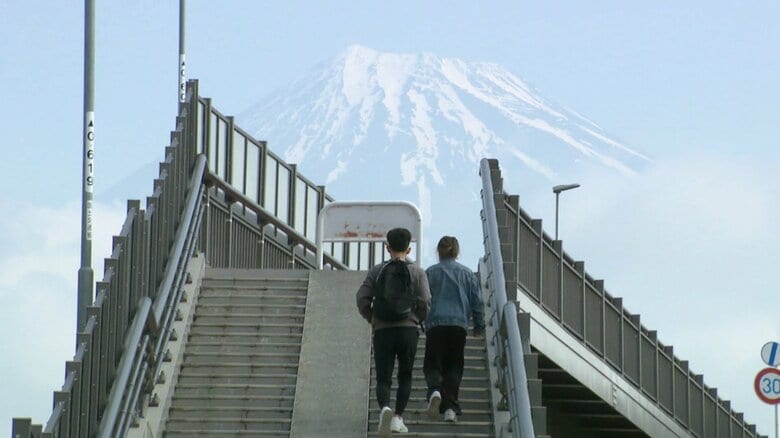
[754,367,780,404]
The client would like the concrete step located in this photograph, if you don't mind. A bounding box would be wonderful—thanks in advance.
[168,405,292,421]
[185,341,301,355]
[204,268,310,281]
[165,430,288,437]
[367,417,493,434]
[368,365,490,379]
[369,396,492,412]
[187,332,302,344]
[370,406,493,422]
[177,372,297,386]
[411,347,487,357]
[171,394,294,409]
[197,295,306,306]
[190,322,303,336]
[165,417,290,432]
[194,314,305,325]
[366,375,490,385]
[183,351,301,366]
[200,285,308,296]
[174,383,296,397]
[362,380,490,398]
[196,303,306,315]
[366,433,490,437]
[179,363,298,375]
[370,356,487,369]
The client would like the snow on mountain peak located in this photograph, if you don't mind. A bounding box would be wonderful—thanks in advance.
[238,45,651,264]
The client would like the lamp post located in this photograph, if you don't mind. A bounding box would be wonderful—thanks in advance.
[77,0,96,334]
[553,183,580,240]
[178,0,186,103]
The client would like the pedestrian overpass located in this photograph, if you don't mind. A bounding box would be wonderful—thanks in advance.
[12,80,765,437]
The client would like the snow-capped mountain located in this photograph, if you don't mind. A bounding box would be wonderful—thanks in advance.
[238,45,651,265]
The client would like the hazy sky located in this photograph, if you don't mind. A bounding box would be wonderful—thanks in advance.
[1,1,778,435]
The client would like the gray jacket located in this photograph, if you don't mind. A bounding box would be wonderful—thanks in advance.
[356,259,431,331]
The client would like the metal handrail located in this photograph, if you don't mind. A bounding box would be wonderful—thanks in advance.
[96,297,152,437]
[205,171,348,270]
[96,154,207,438]
[153,154,207,325]
[479,158,535,438]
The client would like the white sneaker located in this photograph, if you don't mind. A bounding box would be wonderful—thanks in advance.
[426,391,441,420]
[390,415,408,433]
[443,408,457,422]
[378,406,394,437]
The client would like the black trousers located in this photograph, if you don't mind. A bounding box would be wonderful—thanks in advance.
[373,326,419,415]
[423,325,467,414]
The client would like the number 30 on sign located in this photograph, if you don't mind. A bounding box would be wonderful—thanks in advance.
[754,367,780,404]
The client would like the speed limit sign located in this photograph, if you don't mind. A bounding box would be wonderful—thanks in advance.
[754,367,780,404]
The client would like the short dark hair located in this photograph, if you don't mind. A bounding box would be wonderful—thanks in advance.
[437,235,459,260]
[386,228,412,252]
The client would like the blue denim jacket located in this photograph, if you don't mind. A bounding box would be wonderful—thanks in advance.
[424,259,485,332]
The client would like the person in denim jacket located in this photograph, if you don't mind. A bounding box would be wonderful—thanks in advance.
[423,236,485,422]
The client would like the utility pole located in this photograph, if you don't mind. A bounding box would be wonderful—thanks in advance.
[77,0,96,333]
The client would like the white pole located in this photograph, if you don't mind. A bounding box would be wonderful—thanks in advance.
[77,0,95,334]
[178,0,186,103]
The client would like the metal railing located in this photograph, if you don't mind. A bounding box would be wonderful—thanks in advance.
[483,158,764,438]
[13,82,205,437]
[12,79,382,437]
[479,158,535,438]
[194,94,387,271]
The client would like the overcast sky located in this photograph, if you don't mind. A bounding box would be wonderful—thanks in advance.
[1,1,778,434]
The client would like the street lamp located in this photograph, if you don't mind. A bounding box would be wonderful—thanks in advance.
[553,183,580,240]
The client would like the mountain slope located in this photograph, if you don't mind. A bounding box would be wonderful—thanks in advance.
[238,45,650,264]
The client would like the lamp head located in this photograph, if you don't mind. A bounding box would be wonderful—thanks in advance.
[553,183,581,194]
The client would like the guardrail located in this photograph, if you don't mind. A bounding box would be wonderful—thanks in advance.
[479,158,535,438]
[194,93,386,271]
[484,158,763,438]
[13,83,204,437]
[12,79,375,437]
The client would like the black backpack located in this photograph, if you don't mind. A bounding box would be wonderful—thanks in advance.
[373,259,416,322]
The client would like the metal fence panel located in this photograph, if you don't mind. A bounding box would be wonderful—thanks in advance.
[690,378,704,436]
[622,317,640,385]
[584,283,604,354]
[674,363,689,426]
[658,350,674,414]
[604,301,622,369]
[561,262,583,338]
[518,221,540,298]
[541,244,561,318]
[640,333,658,400]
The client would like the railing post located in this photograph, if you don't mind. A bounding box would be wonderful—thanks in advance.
[575,261,586,338]
[13,418,32,438]
[226,116,234,186]
[259,141,269,208]
[532,219,543,301]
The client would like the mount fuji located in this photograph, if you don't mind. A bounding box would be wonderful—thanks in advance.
[238,45,652,265]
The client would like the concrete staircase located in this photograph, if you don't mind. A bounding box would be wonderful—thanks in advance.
[161,267,534,437]
[164,269,309,437]
[368,333,495,437]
